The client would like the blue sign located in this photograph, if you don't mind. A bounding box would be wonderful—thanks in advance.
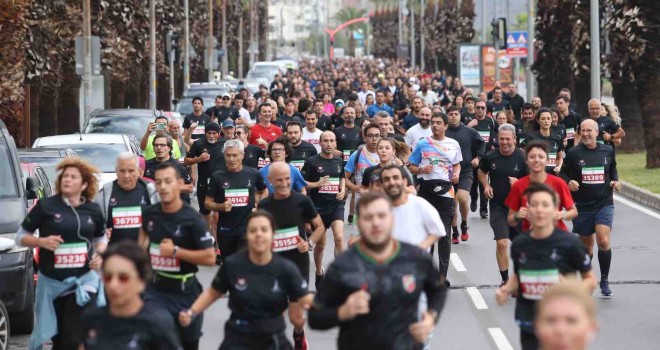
[506,31,528,50]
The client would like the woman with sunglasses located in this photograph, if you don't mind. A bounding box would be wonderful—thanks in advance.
[81,241,181,349]
[179,210,314,350]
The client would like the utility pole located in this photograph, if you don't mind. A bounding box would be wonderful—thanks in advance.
[208,0,214,81]
[222,0,228,77]
[420,0,425,71]
[410,1,415,69]
[481,0,487,43]
[398,0,403,54]
[82,0,92,125]
[590,0,600,99]
[526,0,535,101]
[494,1,500,82]
[184,0,190,86]
[250,0,256,67]
[149,0,156,109]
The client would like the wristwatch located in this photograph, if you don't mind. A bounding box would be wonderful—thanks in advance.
[173,245,179,257]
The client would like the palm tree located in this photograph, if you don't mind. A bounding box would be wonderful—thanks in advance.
[333,7,368,56]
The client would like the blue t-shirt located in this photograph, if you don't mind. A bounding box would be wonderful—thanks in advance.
[259,163,307,193]
[366,103,394,118]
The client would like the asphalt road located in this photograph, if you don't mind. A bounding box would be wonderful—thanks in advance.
[11,194,660,349]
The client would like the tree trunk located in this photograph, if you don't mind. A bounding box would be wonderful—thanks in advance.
[30,82,41,141]
[573,76,591,117]
[238,14,243,78]
[110,79,126,108]
[348,34,356,56]
[57,80,80,134]
[613,79,644,152]
[637,73,660,168]
[39,86,59,137]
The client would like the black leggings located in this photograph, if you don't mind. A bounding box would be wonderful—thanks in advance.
[520,330,539,350]
[52,292,96,350]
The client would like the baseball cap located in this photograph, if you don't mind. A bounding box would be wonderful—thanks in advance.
[222,92,231,99]
[221,119,235,128]
[335,99,345,107]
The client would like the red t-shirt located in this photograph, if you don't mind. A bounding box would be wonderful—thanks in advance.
[504,174,575,232]
[249,123,283,149]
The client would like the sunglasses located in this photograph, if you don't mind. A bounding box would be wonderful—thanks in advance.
[475,106,486,110]
[222,97,231,100]
[103,272,131,284]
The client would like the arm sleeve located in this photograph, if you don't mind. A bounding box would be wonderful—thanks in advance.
[408,143,422,166]
[183,116,191,129]
[207,175,223,202]
[479,154,491,173]
[21,200,44,232]
[308,264,345,330]
[422,255,447,319]
[504,183,522,212]
[178,164,193,185]
[558,150,573,183]
[210,262,230,293]
[187,141,200,158]
[94,206,106,239]
[292,168,308,192]
[558,180,575,210]
[344,151,358,173]
[192,217,215,249]
[474,131,486,158]
[302,197,319,221]
[569,239,592,274]
[255,172,268,191]
[301,160,312,181]
[360,168,372,187]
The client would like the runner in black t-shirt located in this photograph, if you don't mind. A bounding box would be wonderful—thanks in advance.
[205,140,268,261]
[81,241,181,350]
[183,97,212,141]
[178,211,314,350]
[478,123,528,286]
[556,95,582,149]
[333,106,362,164]
[466,103,496,218]
[144,134,193,204]
[205,94,240,123]
[309,192,446,350]
[302,131,347,288]
[286,121,318,171]
[139,162,216,350]
[184,122,226,234]
[18,158,107,349]
[561,118,621,297]
[235,124,266,169]
[496,183,595,350]
[521,108,565,175]
[258,162,325,349]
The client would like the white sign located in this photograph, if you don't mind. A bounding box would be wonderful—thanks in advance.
[458,45,481,87]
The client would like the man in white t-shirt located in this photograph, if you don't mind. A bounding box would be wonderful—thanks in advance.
[302,110,323,153]
[416,85,439,107]
[380,165,445,250]
[405,107,433,150]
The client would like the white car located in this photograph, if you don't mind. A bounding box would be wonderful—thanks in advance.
[32,134,140,188]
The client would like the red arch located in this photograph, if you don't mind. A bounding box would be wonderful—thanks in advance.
[325,17,369,60]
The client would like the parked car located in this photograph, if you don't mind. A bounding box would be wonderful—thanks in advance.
[17,148,78,186]
[83,108,158,140]
[246,61,284,82]
[0,119,38,335]
[32,133,140,188]
[20,163,53,205]
[0,300,9,349]
[173,97,215,115]
[182,82,232,99]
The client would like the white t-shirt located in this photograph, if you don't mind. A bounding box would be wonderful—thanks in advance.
[302,128,323,153]
[416,90,439,107]
[392,195,446,248]
[238,107,250,122]
[405,123,433,150]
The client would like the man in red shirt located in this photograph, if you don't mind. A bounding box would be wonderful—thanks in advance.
[505,141,577,232]
[249,103,282,149]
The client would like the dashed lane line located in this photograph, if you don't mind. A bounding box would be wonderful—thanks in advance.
[488,328,514,350]
[466,286,489,310]
[450,253,467,272]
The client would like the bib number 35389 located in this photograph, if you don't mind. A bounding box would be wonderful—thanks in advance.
[54,242,88,269]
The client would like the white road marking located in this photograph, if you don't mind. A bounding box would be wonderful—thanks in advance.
[488,328,514,350]
[614,194,660,220]
[450,253,467,272]
[466,287,488,310]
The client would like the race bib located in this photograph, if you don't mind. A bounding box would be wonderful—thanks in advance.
[519,269,560,300]
[291,160,305,171]
[54,242,88,269]
[272,227,300,253]
[582,166,605,184]
[478,130,490,143]
[112,206,142,229]
[547,153,557,167]
[226,188,249,207]
[149,243,180,272]
[343,150,351,162]
[566,128,575,140]
[192,124,206,135]
[319,177,340,194]
[258,157,271,169]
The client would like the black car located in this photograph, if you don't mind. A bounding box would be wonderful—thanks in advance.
[0,300,8,350]
[0,120,39,334]
[83,108,157,140]
[17,148,78,186]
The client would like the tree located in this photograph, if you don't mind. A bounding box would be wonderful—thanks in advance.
[372,6,398,59]
[333,7,367,56]
[421,0,475,73]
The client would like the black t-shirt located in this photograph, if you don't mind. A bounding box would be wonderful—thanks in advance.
[445,124,485,176]
[144,158,192,203]
[317,115,333,131]
[243,144,266,169]
[106,181,151,244]
[511,229,591,331]
[361,164,414,188]
[334,125,361,163]
[205,106,239,123]
[183,113,211,140]
[460,110,476,125]
[487,100,510,114]
[21,196,105,281]
[593,116,622,146]
[471,117,497,148]
[301,155,345,214]
[561,143,618,210]
[309,242,446,350]
[559,111,582,148]
[522,131,564,171]
[211,251,307,334]
[271,117,286,130]
[258,192,318,254]
[207,167,267,235]
[142,203,214,275]
[514,119,528,146]
[187,138,227,184]
[290,141,318,171]
[479,149,528,205]
[81,305,181,350]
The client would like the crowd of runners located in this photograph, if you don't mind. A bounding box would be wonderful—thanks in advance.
[16,57,622,350]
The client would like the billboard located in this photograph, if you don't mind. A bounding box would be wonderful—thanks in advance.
[457,44,481,89]
[481,46,513,93]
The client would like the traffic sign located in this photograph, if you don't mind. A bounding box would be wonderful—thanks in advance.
[506,31,528,57]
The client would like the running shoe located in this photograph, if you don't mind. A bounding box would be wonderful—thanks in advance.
[600,280,612,296]
[451,233,460,244]
[460,226,470,242]
[347,214,354,225]
[315,267,325,290]
[480,209,488,218]
[470,199,477,212]
[293,329,308,350]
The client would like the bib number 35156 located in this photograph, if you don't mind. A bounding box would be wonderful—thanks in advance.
[272,227,300,253]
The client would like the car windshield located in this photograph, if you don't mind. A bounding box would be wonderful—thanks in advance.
[175,99,214,115]
[0,141,19,198]
[182,87,228,98]
[84,115,152,139]
[39,144,125,173]
[17,156,62,183]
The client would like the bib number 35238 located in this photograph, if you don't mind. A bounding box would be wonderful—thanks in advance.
[54,242,88,269]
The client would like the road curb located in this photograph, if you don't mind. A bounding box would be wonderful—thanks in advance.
[619,181,660,212]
